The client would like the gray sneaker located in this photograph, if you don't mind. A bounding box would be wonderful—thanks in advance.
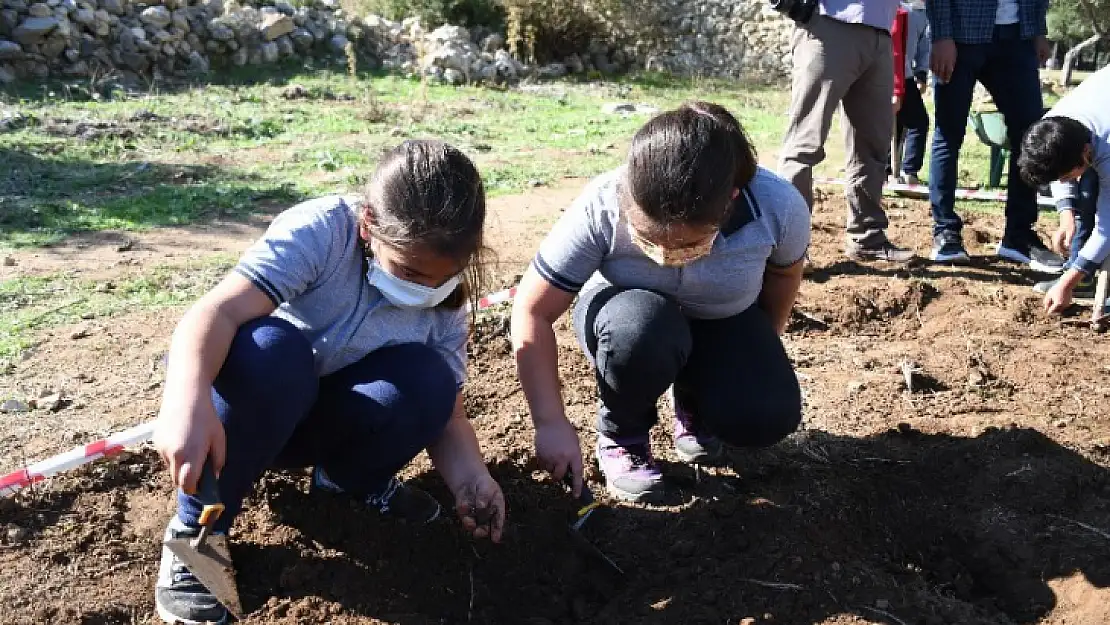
[155,520,230,625]
[672,393,723,464]
[313,468,441,524]
[846,239,915,263]
[596,435,664,503]
[1033,275,1095,298]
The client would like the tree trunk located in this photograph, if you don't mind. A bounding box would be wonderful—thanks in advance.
[1062,34,1103,86]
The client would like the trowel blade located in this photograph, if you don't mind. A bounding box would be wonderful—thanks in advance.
[163,533,243,618]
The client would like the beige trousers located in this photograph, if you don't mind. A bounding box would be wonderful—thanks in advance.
[778,15,894,247]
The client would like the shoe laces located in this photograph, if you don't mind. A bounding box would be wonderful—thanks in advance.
[606,441,656,470]
[365,476,401,514]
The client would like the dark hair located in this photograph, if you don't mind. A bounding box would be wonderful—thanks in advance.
[362,139,489,311]
[624,101,759,228]
[1018,116,1092,187]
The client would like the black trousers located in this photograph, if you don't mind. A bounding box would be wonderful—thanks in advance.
[572,286,802,447]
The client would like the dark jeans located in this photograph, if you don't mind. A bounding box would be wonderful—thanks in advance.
[572,286,802,448]
[929,24,1044,241]
[1065,170,1099,269]
[897,76,929,175]
[176,317,457,532]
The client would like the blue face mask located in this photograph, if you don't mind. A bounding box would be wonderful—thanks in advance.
[367,259,461,309]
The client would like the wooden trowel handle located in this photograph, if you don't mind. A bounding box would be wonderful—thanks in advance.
[195,458,225,528]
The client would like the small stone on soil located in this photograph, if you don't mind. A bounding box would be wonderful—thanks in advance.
[6,524,28,544]
[0,399,29,413]
[1054,419,1068,428]
[70,325,92,339]
[2,255,14,266]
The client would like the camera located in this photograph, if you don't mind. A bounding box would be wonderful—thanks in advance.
[769,0,818,23]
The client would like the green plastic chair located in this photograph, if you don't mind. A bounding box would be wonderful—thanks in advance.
[968,111,1009,188]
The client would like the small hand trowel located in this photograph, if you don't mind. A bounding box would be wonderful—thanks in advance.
[563,475,624,577]
[163,458,244,619]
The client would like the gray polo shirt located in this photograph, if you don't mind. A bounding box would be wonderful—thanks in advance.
[233,195,469,385]
[532,166,811,320]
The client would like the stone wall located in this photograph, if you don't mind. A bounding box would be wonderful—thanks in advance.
[0,0,794,85]
[633,0,795,79]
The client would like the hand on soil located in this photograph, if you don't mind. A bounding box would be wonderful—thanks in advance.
[534,419,584,497]
[1044,281,1074,315]
[153,391,226,494]
[455,474,506,543]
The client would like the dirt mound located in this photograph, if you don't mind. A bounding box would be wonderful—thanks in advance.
[2,198,1110,624]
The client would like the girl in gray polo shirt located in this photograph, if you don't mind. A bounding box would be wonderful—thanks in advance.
[512,102,810,502]
[151,141,505,625]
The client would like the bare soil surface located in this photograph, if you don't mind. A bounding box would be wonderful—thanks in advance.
[2,187,1109,625]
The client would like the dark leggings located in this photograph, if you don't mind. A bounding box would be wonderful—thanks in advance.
[176,317,457,532]
[572,286,802,447]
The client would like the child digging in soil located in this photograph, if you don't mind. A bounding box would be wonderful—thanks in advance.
[152,140,506,625]
[1017,65,1110,314]
[511,102,810,502]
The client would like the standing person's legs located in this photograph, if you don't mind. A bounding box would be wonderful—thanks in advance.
[978,26,1063,274]
[778,15,859,210]
[840,27,895,250]
[160,316,319,625]
[673,306,802,450]
[573,285,691,501]
[928,42,984,261]
[899,77,930,179]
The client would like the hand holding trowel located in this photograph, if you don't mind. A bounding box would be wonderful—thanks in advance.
[163,458,244,619]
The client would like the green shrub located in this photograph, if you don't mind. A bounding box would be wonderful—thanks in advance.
[502,0,663,63]
[351,0,505,29]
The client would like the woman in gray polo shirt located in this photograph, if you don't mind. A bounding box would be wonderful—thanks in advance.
[511,102,810,502]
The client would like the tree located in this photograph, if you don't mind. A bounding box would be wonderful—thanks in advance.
[1048,0,1109,84]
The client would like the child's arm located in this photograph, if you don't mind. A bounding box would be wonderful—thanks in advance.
[510,267,584,494]
[427,394,506,542]
[155,274,275,493]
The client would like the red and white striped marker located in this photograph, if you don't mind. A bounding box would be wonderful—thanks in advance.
[0,285,520,498]
[814,177,1057,208]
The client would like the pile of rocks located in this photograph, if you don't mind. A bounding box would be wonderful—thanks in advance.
[362,18,628,85]
[0,0,632,84]
[634,0,794,79]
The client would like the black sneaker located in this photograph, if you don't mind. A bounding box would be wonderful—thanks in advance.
[930,231,970,263]
[313,468,441,524]
[155,521,230,625]
[997,236,1065,274]
[1033,275,1096,298]
[845,239,915,263]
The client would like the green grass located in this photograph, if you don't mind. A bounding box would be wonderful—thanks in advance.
[4,62,1013,249]
[0,256,235,364]
[0,63,1042,364]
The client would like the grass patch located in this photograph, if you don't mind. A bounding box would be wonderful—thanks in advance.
[2,64,1020,250]
[0,256,234,363]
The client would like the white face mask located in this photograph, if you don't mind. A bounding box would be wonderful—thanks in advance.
[367,259,461,309]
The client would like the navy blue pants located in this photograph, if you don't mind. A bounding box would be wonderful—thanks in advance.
[176,317,457,532]
[897,77,929,176]
[1066,170,1099,269]
[572,286,802,448]
[928,24,1044,241]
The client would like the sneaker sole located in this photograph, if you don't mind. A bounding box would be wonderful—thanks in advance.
[845,251,915,263]
[155,602,228,625]
[930,250,970,264]
[997,247,1064,274]
[605,481,665,503]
